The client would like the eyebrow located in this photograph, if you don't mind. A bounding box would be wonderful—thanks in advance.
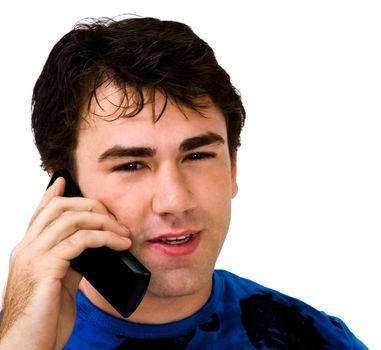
[98,132,225,162]
[99,146,155,161]
[179,132,225,152]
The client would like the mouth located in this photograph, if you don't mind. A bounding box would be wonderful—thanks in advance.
[148,231,201,256]
[157,234,194,245]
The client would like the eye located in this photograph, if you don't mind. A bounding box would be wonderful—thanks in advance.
[112,161,146,172]
[185,152,216,161]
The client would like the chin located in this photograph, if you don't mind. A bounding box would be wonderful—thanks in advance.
[147,267,212,298]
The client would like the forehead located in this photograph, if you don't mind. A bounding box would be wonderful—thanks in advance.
[78,83,227,146]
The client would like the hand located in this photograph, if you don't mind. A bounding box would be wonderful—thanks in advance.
[0,177,131,349]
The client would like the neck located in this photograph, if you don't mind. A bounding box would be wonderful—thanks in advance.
[79,278,213,324]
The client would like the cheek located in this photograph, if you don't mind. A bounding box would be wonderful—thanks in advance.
[95,181,151,228]
[199,162,234,197]
[194,167,233,220]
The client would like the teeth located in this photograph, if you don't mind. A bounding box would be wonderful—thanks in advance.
[164,235,188,241]
[160,234,193,245]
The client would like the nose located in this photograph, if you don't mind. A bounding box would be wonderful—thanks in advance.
[152,164,196,216]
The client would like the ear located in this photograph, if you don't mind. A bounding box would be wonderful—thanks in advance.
[230,156,238,198]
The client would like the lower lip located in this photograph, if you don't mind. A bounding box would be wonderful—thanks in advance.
[149,232,201,256]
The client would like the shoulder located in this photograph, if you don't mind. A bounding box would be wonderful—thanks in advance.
[214,270,368,349]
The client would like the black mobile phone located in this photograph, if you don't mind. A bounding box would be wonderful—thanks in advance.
[47,169,151,318]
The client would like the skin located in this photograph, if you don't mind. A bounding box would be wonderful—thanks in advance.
[0,179,131,349]
[0,84,237,348]
[77,85,238,323]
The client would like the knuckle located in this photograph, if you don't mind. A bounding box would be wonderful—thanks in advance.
[50,196,74,213]
[87,198,100,210]
[9,245,21,263]
[61,209,88,225]
[50,237,82,261]
[60,209,74,219]
[10,250,32,273]
[9,242,29,265]
[84,198,106,215]
[28,207,44,228]
[83,229,102,244]
[48,195,62,207]
[54,236,76,252]
[81,229,110,248]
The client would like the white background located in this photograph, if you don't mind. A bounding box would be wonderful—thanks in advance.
[0,1,380,348]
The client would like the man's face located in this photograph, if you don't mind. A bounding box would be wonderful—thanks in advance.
[75,84,237,300]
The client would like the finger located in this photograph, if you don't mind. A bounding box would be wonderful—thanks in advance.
[26,195,115,242]
[29,210,130,254]
[49,229,132,261]
[27,176,66,232]
[13,177,67,255]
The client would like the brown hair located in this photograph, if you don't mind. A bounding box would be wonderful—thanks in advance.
[31,16,245,174]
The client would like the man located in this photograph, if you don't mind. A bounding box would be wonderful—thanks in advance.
[0,16,367,349]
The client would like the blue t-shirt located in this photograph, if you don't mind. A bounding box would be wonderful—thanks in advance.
[64,270,367,349]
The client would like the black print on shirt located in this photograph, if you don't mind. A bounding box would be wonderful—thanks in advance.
[112,330,196,350]
[240,292,330,350]
[112,313,222,349]
[200,313,220,332]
